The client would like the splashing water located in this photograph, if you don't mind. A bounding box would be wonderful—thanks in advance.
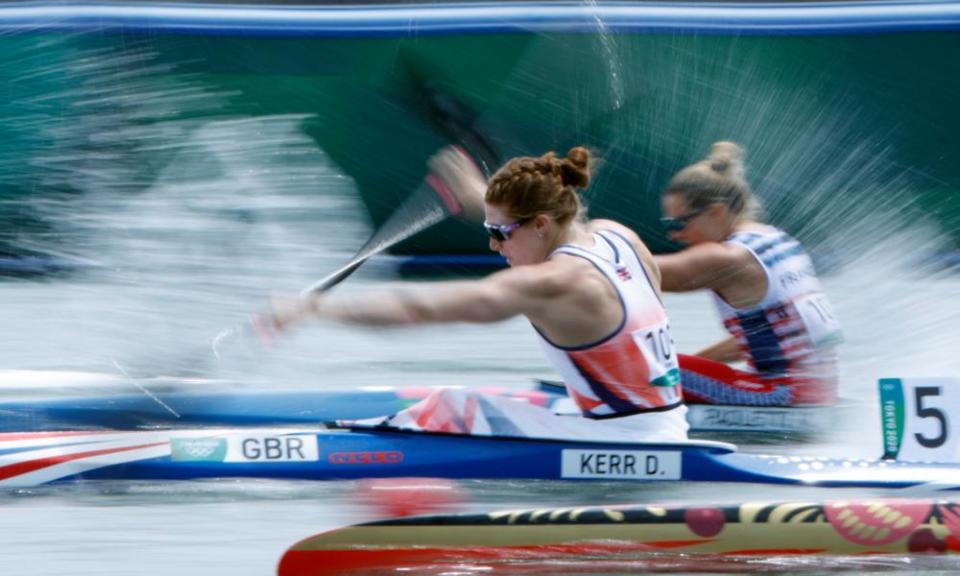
[584,0,625,112]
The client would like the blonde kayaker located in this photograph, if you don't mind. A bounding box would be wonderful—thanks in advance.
[271,146,688,441]
[655,141,842,406]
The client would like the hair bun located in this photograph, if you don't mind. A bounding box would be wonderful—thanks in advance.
[566,146,590,170]
[707,141,744,174]
[559,146,591,189]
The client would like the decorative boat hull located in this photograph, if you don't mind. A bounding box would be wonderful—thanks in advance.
[278,498,960,575]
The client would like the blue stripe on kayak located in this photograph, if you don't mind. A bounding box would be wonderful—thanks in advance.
[28,426,960,488]
[0,2,958,37]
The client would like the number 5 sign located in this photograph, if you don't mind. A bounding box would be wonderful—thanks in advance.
[879,378,960,462]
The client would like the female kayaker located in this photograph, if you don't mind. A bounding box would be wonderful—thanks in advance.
[656,141,842,406]
[272,146,688,441]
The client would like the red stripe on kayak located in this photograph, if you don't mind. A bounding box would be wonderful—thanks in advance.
[279,542,674,576]
[0,431,108,441]
[279,549,437,576]
[279,543,844,575]
[0,441,168,481]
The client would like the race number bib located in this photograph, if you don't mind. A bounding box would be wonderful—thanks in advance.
[633,318,681,387]
[879,378,960,462]
[795,293,843,348]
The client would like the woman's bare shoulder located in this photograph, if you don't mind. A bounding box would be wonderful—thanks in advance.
[587,218,639,240]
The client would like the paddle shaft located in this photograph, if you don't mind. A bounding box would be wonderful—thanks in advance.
[212,134,492,358]
[208,176,454,359]
[214,61,498,366]
[299,178,453,296]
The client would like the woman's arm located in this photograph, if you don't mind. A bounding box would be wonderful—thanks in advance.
[694,335,743,363]
[654,243,752,293]
[272,266,550,330]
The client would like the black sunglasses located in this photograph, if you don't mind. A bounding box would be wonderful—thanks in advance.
[660,206,708,232]
[483,217,531,242]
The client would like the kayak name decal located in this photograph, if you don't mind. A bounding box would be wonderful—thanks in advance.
[560,449,681,480]
[696,406,816,431]
[171,434,319,463]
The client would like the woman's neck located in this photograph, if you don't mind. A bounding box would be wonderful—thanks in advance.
[732,217,764,234]
[548,221,593,253]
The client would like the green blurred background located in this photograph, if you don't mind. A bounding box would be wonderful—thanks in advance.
[1,23,957,260]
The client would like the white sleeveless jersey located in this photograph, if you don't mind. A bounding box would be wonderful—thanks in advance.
[713,228,842,403]
[534,230,683,419]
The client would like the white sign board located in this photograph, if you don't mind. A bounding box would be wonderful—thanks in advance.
[171,434,319,463]
[878,378,960,462]
[561,449,681,480]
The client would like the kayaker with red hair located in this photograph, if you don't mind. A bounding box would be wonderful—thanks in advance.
[272,146,688,441]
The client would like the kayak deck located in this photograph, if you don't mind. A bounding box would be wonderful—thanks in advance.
[0,375,841,436]
[1,426,958,490]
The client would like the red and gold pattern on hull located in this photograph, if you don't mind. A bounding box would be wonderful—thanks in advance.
[279,499,960,576]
